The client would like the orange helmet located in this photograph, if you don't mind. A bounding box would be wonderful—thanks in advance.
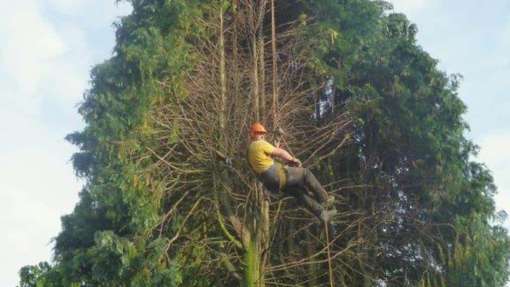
[250,122,267,137]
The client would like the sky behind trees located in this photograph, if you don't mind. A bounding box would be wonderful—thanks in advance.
[391,0,510,229]
[0,1,131,286]
[0,0,508,286]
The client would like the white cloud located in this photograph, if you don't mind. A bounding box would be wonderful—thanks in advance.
[477,133,510,221]
[389,0,428,13]
[47,0,87,14]
[0,144,82,287]
[0,1,132,286]
[501,17,510,55]
[46,0,132,29]
[0,1,66,97]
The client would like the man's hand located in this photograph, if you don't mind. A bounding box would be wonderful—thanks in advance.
[288,157,302,167]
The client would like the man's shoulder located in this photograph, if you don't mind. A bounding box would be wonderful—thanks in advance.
[249,140,273,150]
[251,139,272,146]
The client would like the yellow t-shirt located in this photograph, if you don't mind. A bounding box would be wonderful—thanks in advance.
[248,140,276,174]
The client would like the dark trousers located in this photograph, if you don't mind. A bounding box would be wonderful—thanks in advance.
[259,164,329,218]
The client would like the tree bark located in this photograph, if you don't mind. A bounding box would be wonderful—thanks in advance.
[271,0,278,126]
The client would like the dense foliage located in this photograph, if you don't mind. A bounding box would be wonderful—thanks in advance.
[19,0,510,286]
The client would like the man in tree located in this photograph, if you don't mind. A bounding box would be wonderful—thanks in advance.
[247,122,336,222]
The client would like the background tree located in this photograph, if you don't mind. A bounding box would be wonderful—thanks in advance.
[19,1,510,286]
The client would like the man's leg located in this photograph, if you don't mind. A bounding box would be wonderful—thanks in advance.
[258,164,282,194]
[284,166,336,222]
[285,167,330,205]
[284,187,324,219]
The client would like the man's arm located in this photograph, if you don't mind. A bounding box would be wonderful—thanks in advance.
[271,148,301,166]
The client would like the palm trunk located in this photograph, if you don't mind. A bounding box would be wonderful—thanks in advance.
[271,0,278,125]
[251,2,260,121]
[258,0,266,118]
[245,238,262,286]
[219,0,227,133]
[248,2,269,286]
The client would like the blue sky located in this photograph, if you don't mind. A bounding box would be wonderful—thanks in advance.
[0,0,508,286]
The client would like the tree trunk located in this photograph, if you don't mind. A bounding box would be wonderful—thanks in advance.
[251,2,260,121]
[248,3,270,286]
[219,0,227,132]
[270,0,278,126]
[258,0,266,118]
[245,238,263,287]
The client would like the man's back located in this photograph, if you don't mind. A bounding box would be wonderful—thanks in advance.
[247,140,275,174]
